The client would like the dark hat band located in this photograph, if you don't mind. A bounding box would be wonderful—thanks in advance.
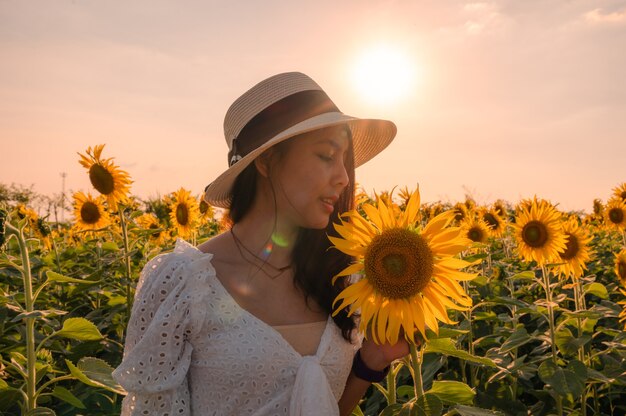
[228,90,340,166]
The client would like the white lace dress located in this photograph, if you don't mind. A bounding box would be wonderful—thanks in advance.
[112,239,357,415]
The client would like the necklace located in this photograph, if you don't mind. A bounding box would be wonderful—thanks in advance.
[230,228,292,280]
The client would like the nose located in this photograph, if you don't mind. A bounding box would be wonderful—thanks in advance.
[334,159,349,189]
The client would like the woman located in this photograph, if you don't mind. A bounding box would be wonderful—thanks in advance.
[113,72,409,415]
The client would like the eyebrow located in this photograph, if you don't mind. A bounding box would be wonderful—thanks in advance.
[314,138,347,151]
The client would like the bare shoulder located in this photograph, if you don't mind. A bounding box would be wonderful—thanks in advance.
[197,231,231,255]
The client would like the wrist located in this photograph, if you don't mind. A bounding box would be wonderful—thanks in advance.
[352,349,390,383]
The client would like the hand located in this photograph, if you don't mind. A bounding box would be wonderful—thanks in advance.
[359,336,411,371]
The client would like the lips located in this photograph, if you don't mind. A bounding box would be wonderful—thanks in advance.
[321,196,338,212]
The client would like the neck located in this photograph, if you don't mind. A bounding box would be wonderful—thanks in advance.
[232,210,298,268]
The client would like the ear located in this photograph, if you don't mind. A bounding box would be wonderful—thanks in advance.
[254,149,274,178]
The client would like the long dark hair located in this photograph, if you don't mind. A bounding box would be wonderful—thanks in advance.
[228,128,357,341]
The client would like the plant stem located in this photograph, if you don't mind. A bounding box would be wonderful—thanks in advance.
[462,280,477,387]
[409,342,424,399]
[541,265,562,416]
[8,222,37,411]
[541,265,558,364]
[386,363,397,405]
[118,208,133,319]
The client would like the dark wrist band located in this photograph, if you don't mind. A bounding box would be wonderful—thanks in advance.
[352,349,390,383]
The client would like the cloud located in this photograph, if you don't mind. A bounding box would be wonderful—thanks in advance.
[461,2,508,35]
[584,7,626,25]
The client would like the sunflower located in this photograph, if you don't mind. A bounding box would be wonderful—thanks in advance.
[16,203,39,230]
[464,197,477,212]
[616,249,626,287]
[618,289,626,330]
[354,183,371,207]
[136,213,168,246]
[493,200,509,218]
[554,218,593,279]
[460,215,491,244]
[72,191,111,233]
[329,189,476,344]
[592,199,604,217]
[78,144,132,210]
[453,202,468,223]
[613,183,626,203]
[166,188,200,239]
[604,198,626,231]
[198,199,215,225]
[513,197,567,266]
[398,186,416,210]
[481,208,507,238]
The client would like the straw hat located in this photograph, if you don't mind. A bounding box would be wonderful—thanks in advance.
[203,72,397,208]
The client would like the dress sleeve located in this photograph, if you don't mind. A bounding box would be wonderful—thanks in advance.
[112,247,212,415]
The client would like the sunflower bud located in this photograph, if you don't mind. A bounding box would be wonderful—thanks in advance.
[36,218,51,238]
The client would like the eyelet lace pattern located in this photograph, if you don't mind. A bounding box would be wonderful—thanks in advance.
[113,239,356,415]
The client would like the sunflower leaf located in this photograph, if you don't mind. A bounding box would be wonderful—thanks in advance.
[55,317,103,341]
[427,380,475,405]
[425,338,496,367]
[583,282,608,299]
[451,405,505,415]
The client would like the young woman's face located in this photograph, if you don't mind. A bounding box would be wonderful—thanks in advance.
[267,125,351,230]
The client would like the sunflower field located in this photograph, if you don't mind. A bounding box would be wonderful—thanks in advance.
[1,145,625,416]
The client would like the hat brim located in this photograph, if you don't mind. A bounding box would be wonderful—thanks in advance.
[203,111,397,208]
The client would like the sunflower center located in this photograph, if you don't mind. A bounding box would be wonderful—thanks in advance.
[176,204,189,226]
[149,223,161,238]
[364,228,433,299]
[468,227,484,243]
[608,208,624,224]
[620,191,626,201]
[559,233,579,260]
[521,220,548,248]
[80,202,101,224]
[483,213,500,230]
[454,208,465,222]
[89,164,115,195]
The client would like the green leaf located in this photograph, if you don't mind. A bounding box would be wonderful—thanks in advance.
[499,327,532,354]
[397,385,415,398]
[583,282,608,299]
[45,270,95,285]
[538,360,584,400]
[413,393,443,416]
[107,295,127,306]
[428,327,468,339]
[427,380,475,405]
[101,241,119,251]
[25,408,56,416]
[52,386,85,409]
[66,357,125,394]
[11,309,68,322]
[567,360,588,381]
[55,318,103,341]
[538,360,558,383]
[379,404,403,416]
[508,271,535,281]
[452,405,505,415]
[461,253,488,262]
[555,327,590,356]
[425,338,497,367]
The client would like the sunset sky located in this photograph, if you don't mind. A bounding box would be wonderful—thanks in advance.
[1,0,625,214]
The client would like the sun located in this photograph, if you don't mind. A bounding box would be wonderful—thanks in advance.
[351,44,417,104]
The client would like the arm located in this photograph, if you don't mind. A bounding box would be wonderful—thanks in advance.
[338,339,409,416]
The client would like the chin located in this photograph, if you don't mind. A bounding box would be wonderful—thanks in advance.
[306,216,331,230]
